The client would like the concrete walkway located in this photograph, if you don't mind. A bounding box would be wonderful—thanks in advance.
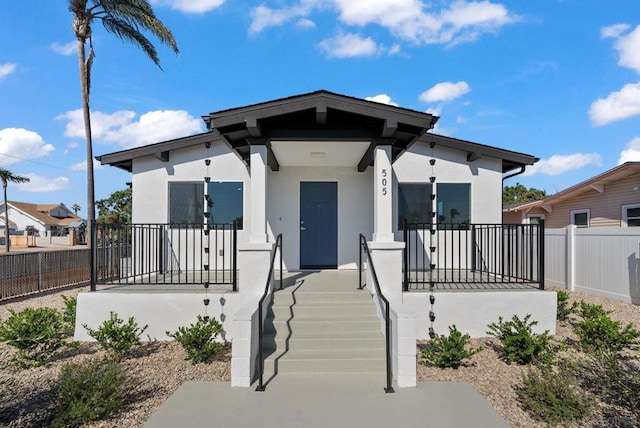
[143,375,508,428]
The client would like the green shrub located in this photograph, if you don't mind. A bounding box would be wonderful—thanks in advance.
[84,312,148,359]
[167,315,224,364]
[486,314,555,365]
[421,325,482,369]
[574,314,640,354]
[556,291,577,322]
[51,358,126,427]
[0,307,68,367]
[61,295,77,335]
[516,365,590,424]
[577,301,609,320]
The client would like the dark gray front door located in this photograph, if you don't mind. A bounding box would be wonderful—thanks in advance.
[300,182,338,269]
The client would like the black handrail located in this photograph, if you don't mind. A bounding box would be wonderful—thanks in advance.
[358,234,394,393]
[256,234,283,392]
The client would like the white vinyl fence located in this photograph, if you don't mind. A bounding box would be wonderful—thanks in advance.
[545,226,640,304]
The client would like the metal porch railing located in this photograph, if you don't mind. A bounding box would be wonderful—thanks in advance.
[403,221,545,291]
[91,221,237,290]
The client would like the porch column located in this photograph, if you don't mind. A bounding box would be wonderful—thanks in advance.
[373,142,394,242]
[249,141,268,243]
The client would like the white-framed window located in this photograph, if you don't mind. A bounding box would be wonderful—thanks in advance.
[622,204,640,227]
[570,209,590,228]
[527,214,545,225]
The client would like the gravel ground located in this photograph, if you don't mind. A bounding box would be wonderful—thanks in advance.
[1,287,639,427]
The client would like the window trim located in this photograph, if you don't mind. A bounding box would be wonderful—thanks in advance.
[570,209,590,228]
[621,203,640,227]
[527,214,545,225]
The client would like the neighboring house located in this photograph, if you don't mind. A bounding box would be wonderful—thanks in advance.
[503,200,546,225]
[0,201,83,236]
[79,90,555,388]
[507,162,640,228]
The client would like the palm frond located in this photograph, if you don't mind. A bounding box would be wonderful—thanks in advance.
[101,16,161,66]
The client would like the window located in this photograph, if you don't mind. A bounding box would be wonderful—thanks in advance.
[571,209,589,228]
[622,204,640,227]
[436,183,470,226]
[169,182,204,225]
[207,182,244,228]
[398,182,473,229]
[527,215,544,225]
[398,183,433,228]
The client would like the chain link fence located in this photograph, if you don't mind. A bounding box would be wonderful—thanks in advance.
[0,250,90,301]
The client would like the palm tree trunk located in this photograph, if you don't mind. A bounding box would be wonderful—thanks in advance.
[76,37,95,247]
[3,183,9,252]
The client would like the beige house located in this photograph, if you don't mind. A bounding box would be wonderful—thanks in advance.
[503,162,640,228]
[0,201,83,236]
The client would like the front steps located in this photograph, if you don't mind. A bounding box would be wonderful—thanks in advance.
[261,273,386,379]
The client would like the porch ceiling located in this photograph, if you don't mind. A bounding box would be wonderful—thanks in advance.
[270,140,371,167]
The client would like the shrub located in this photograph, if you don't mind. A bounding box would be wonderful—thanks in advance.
[0,307,68,367]
[167,315,224,364]
[61,295,77,335]
[421,325,482,369]
[556,290,577,322]
[51,358,126,427]
[486,314,555,365]
[516,365,590,424]
[574,314,640,354]
[84,312,148,359]
[577,301,609,320]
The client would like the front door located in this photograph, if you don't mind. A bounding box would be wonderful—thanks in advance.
[300,182,338,269]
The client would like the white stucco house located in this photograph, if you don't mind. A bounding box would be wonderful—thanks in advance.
[76,91,555,389]
[0,201,82,236]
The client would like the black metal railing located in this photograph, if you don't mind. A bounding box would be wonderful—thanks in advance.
[358,234,394,394]
[403,221,545,291]
[256,234,283,392]
[91,221,237,290]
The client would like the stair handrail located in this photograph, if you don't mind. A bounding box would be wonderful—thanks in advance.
[358,234,395,393]
[256,234,283,392]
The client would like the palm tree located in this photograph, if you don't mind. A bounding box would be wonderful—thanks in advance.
[72,203,81,215]
[0,168,30,252]
[69,0,179,244]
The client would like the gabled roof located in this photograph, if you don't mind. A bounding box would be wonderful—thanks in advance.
[97,90,537,173]
[503,200,544,213]
[4,201,82,227]
[540,162,640,210]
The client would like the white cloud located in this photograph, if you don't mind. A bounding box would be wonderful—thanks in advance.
[456,115,466,124]
[419,81,471,103]
[523,153,602,177]
[612,25,640,73]
[0,63,17,80]
[57,109,204,149]
[69,158,103,171]
[589,82,640,126]
[0,128,55,166]
[67,142,79,149]
[618,137,640,164]
[151,0,225,13]
[16,174,71,192]
[249,1,517,47]
[365,94,399,106]
[601,23,630,39]
[426,105,442,116]
[296,18,316,29]
[318,33,380,58]
[51,41,76,56]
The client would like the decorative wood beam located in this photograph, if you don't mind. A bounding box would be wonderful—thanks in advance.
[316,103,327,125]
[382,119,397,138]
[590,183,604,193]
[266,141,280,172]
[541,204,553,213]
[154,150,169,162]
[246,117,262,137]
[358,142,376,172]
[467,152,481,162]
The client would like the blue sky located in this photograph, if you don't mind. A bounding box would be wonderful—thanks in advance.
[1,0,640,218]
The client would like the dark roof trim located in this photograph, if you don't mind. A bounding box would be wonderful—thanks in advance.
[96,132,216,172]
[418,133,538,173]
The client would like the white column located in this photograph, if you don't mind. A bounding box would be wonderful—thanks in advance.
[373,144,394,242]
[249,144,268,243]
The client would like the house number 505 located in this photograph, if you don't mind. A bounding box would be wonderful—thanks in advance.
[381,169,388,196]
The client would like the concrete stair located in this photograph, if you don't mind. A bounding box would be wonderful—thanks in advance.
[261,272,386,378]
